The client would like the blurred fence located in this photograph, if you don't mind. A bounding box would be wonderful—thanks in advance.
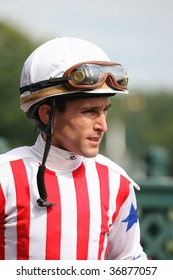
[136,147,173,260]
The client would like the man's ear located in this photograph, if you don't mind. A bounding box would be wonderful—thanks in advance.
[37,104,51,126]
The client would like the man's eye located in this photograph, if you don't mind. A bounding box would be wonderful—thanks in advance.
[82,110,95,114]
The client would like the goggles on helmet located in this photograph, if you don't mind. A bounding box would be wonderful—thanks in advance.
[20,61,128,94]
[64,61,128,91]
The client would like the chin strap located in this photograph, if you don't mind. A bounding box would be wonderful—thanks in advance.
[37,98,56,207]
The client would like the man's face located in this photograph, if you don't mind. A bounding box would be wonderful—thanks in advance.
[52,97,111,158]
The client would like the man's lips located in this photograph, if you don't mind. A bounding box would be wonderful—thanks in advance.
[87,136,102,144]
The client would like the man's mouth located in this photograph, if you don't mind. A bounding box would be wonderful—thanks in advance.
[87,136,102,144]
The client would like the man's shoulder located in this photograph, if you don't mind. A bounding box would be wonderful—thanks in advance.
[0,146,32,167]
[95,154,128,174]
[88,154,140,190]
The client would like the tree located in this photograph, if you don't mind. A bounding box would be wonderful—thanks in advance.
[0,22,40,148]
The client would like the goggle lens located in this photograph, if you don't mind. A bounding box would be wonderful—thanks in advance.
[64,62,128,90]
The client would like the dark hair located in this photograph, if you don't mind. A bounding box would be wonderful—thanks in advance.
[27,96,68,132]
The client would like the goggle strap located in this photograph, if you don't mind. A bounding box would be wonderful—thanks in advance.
[36,98,56,207]
[20,77,70,94]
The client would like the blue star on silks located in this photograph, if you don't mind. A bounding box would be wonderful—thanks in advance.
[121,203,138,232]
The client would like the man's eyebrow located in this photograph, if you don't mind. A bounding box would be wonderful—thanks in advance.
[79,101,112,111]
[80,104,111,110]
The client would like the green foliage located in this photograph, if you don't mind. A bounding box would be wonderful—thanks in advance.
[0,22,39,147]
[108,92,173,175]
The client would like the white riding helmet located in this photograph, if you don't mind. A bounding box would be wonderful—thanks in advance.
[20,37,128,114]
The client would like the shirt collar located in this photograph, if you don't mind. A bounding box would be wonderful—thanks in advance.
[32,134,83,171]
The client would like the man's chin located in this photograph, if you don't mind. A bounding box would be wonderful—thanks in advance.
[81,148,99,158]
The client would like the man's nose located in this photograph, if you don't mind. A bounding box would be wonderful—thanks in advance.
[94,113,108,132]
